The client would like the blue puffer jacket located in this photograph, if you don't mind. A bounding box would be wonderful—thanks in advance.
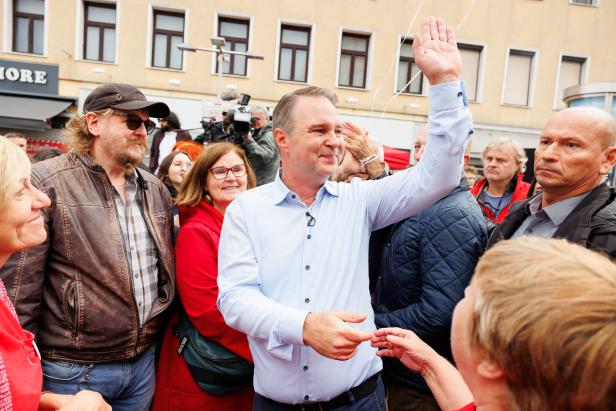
[371,178,487,393]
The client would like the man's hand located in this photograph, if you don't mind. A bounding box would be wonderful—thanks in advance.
[412,16,461,85]
[341,122,375,161]
[242,131,254,142]
[303,311,373,360]
[371,327,439,375]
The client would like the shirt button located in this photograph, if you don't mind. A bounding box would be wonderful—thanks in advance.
[138,301,142,307]
[307,234,311,239]
[303,365,308,371]
[457,91,463,97]
[291,194,296,199]
[304,395,309,401]
[305,265,310,271]
[134,273,139,278]
[305,298,310,303]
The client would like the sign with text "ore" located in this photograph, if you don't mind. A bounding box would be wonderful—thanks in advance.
[0,60,59,96]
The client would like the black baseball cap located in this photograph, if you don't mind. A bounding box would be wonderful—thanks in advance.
[83,83,170,118]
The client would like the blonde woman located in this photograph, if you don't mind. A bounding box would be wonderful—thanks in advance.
[372,236,616,411]
[0,136,110,411]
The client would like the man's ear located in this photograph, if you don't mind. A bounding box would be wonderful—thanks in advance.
[274,128,287,151]
[600,147,616,175]
[85,112,102,137]
[477,358,505,381]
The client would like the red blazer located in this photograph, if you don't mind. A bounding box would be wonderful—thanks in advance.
[471,174,530,224]
[152,201,253,411]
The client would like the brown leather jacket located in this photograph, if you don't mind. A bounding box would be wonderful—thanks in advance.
[0,152,175,362]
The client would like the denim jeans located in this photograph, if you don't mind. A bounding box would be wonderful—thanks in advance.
[253,375,385,411]
[41,346,156,411]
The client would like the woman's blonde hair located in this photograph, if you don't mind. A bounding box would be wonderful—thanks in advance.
[470,237,616,411]
[0,136,31,208]
[176,142,256,208]
[64,108,114,154]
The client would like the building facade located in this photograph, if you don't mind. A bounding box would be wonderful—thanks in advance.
[1,0,614,162]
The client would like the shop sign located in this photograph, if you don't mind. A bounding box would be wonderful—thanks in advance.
[0,60,59,96]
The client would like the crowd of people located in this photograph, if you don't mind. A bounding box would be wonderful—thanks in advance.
[0,16,615,411]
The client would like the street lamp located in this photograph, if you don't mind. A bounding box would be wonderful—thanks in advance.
[178,37,264,100]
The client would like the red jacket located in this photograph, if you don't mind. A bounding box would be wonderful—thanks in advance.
[152,201,253,411]
[471,174,530,224]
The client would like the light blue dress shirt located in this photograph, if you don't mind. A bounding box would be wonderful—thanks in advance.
[217,81,473,404]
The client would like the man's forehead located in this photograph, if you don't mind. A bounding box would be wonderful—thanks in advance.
[485,146,515,159]
[294,95,338,123]
[118,108,150,119]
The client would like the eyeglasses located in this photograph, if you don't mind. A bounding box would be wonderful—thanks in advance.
[113,112,156,134]
[209,163,247,180]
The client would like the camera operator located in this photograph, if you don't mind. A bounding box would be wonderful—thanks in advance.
[239,105,279,186]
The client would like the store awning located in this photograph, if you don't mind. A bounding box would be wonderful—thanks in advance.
[383,145,411,170]
[0,93,74,130]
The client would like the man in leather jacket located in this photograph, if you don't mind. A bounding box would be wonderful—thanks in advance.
[488,107,616,260]
[0,83,175,411]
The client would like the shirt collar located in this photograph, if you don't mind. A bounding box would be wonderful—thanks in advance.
[528,192,590,226]
[272,170,339,205]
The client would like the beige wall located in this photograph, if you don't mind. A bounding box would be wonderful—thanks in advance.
[1,0,614,146]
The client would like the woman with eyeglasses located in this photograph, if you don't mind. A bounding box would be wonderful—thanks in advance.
[152,142,256,411]
[0,136,110,411]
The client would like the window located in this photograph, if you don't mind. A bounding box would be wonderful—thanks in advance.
[570,0,598,5]
[555,56,586,109]
[503,50,535,106]
[152,10,184,70]
[278,25,310,83]
[218,17,250,76]
[458,44,483,102]
[84,2,116,62]
[13,0,44,54]
[339,33,369,88]
[396,39,423,94]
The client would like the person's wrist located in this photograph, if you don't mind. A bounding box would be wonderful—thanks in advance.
[302,312,313,345]
[359,154,377,167]
[427,73,460,85]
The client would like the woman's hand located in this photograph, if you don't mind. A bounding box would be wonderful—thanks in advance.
[371,327,438,375]
[39,390,111,411]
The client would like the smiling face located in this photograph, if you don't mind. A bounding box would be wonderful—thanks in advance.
[535,108,616,204]
[205,151,248,213]
[277,95,343,187]
[0,174,51,263]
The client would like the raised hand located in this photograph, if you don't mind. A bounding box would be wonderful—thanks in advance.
[371,327,438,374]
[303,311,373,360]
[412,16,461,85]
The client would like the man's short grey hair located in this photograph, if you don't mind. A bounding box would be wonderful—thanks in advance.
[483,137,528,173]
[250,105,269,119]
[273,86,338,134]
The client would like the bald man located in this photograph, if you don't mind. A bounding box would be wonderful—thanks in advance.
[488,107,616,259]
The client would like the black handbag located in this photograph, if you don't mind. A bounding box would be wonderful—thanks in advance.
[176,309,254,396]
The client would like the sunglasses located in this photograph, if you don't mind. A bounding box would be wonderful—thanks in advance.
[113,112,156,134]
[209,163,247,180]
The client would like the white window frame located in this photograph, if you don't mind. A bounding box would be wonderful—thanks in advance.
[212,11,254,78]
[569,0,599,7]
[457,40,487,103]
[74,0,119,64]
[146,2,189,71]
[335,26,375,90]
[392,34,428,97]
[273,18,315,84]
[552,52,590,109]
[3,0,49,56]
[501,46,539,108]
